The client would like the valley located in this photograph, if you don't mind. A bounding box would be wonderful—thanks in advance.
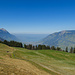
[0,0,75,75]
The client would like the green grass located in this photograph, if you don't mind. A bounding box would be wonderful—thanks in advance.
[0,43,15,59]
[13,49,58,75]
[0,43,75,75]
[0,57,3,59]
[13,48,75,75]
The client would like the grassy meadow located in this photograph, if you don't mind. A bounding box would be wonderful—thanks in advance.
[0,43,75,75]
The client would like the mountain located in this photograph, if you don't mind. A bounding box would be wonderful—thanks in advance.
[0,28,19,41]
[0,37,4,41]
[39,30,75,50]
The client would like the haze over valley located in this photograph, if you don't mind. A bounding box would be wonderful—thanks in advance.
[13,33,48,43]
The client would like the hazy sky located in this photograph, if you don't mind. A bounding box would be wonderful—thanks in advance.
[0,0,75,34]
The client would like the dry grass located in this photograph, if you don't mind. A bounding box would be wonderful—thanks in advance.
[0,57,50,75]
[0,43,50,75]
[0,43,75,75]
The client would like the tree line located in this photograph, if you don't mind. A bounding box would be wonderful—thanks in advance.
[65,47,75,53]
[24,44,62,51]
[0,40,23,47]
[0,40,75,53]
[24,44,75,53]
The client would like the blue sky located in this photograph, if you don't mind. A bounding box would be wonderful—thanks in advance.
[0,0,75,34]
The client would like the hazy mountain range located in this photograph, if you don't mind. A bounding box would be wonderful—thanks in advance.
[0,28,75,50]
[39,30,75,50]
[0,28,48,43]
[0,28,19,41]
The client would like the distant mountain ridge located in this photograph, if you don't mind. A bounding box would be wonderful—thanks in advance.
[39,30,75,50]
[0,28,19,41]
[0,37,4,41]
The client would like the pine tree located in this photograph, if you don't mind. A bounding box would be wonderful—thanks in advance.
[24,44,27,48]
[4,40,8,45]
[70,47,73,53]
[36,45,37,50]
[46,46,50,49]
[65,47,68,52]
[57,47,61,51]
[32,46,35,50]
[38,45,42,50]
[42,45,46,50]
[73,47,75,53]
[29,44,32,50]
[51,46,56,50]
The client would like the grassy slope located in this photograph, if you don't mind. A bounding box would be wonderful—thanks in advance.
[0,43,14,57]
[0,43,49,75]
[0,43,75,75]
[14,47,75,75]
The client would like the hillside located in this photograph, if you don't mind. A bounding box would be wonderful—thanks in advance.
[0,28,19,41]
[13,48,75,75]
[0,43,75,75]
[39,30,75,50]
[0,43,49,75]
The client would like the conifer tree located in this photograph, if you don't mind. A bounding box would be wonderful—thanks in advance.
[57,47,61,51]
[65,47,68,52]
[42,45,46,50]
[38,45,42,50]
[46,46,50,49]
[70,47,73,53]
[51,46,56,50]
[24,44,27,48]
[73,47,75,53]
